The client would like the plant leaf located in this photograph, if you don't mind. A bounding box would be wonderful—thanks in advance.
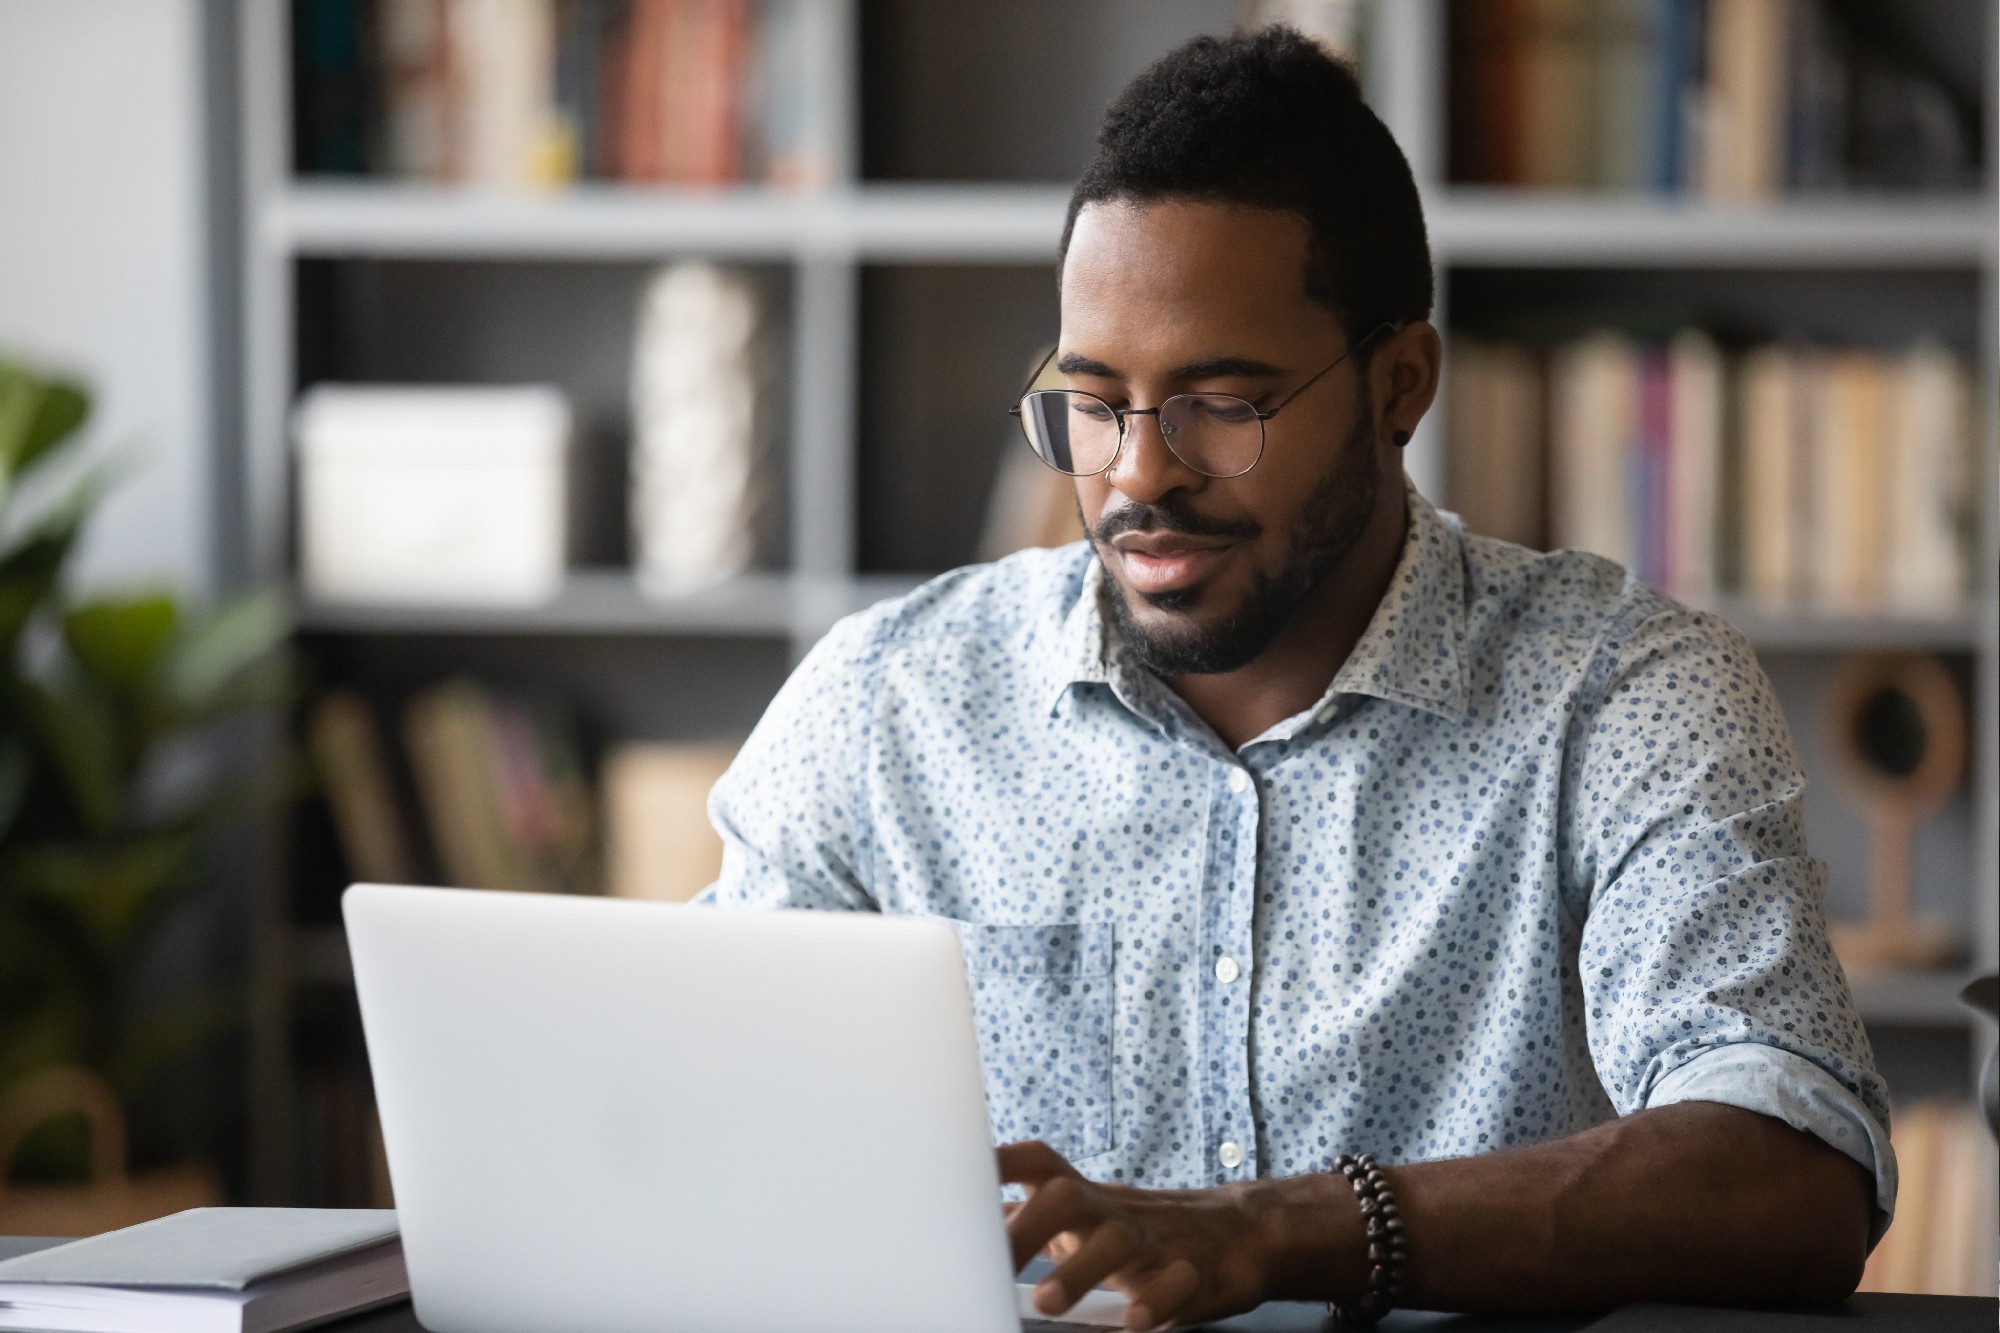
[7,677,122,835]
[0,736,29,842]
[65,595,181,696]
[0,362,90,495]
[0,517,83,650]
[165,590,290,707]
[2,830,201,972]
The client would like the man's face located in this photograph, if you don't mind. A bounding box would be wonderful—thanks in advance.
[1058,199,1391,676]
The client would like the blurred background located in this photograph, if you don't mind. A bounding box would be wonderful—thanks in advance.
[0,0,1992,1298]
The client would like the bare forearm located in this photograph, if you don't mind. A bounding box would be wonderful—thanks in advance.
[1259,1103,1875,1313]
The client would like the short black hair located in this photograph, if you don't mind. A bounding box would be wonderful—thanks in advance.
[1061,26,1433,348]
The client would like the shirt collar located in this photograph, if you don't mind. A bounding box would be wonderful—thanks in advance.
[1040,556,1116,716]
[1039,482,1469,727]
[1321,484,1469,725]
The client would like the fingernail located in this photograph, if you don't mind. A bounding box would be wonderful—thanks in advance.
[1127,1304,1154,1331]
[1035,1280,1065,1312]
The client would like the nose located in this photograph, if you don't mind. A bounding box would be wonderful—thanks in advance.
[1104,407,1205,506]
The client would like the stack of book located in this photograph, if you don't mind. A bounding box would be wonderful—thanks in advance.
[1857,1097,1998,1297]
[1445,332,1975,613]
[309,684,598,895]
[1446,0,1980,196]
[295,0,826,188]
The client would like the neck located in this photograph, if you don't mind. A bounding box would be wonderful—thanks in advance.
[1167,482,1409,751]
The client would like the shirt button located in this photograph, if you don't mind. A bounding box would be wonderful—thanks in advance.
[1214,955,1241,984]
[1217,1140,1245,1169]
[1226,768,1250,793]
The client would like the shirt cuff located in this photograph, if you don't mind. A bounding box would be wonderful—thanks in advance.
[1646,1043,1897,1247]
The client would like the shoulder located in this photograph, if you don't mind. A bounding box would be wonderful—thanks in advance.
[1447,520,1764,716]
[808,542,1094,675]
[1455,524,1742,662]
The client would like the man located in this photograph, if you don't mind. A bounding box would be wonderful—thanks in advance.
[703,27,1890,1324]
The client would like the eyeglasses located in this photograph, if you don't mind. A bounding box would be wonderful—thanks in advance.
[1007,323,1392,478]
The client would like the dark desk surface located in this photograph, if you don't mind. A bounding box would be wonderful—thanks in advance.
[2,1236,1991,1333]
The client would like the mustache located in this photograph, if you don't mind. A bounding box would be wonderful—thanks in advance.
[1090,494,1262,545]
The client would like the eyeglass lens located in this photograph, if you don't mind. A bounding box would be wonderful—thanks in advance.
[1017,392,1263,478]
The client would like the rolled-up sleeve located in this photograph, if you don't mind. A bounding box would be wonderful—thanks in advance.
[1563,604,1896,1239]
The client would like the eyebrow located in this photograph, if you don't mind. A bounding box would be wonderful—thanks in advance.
[1053,352,1287,381]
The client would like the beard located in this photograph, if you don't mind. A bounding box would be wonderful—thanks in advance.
[1093,407,1382,678]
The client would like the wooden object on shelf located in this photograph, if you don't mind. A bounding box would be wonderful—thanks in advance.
[1823,652,1966,972]
[603,741,739,902]
[0,1067,220,1238]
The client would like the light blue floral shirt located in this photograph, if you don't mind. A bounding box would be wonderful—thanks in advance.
[701,487,1895,1231]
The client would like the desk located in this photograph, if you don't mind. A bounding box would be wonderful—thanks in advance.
[2,1237,1991,1332]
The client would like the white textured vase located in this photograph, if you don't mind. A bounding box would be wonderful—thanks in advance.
[630,262,767,596]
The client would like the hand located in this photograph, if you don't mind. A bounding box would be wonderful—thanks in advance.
[998,1140,1349,1330]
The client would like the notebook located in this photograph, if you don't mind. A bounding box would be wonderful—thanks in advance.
[0,1208,406,1333]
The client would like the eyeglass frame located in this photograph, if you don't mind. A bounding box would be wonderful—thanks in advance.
[1006,321,1396,479]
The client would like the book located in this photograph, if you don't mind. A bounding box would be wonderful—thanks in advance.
[1442,0,1971,196]
[1883,340,1972,614]
[1858,1099,1999,1297]
[401,680,596,894]
[1451,330,1974,614]
[603,741,738,901]
[403,680,541,892]
[1447,0,1525,185]
[292,0,380,176]
[446,0,565,187]
[1591,0,1657,192]
[1549,331,1636,566]
[1516,0,1595,189]
[1736,342,1805,605]
[1701,0,1788,200]
[378,0,452,178]
[1809,349,1887,611]
[1664,328,1722,600]
[301,0,817,187]
[307,690,416,886]
[0,1208,404,1333]
[1444,338,1544,549]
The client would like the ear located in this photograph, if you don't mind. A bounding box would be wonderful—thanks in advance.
[1369,321,1442,448]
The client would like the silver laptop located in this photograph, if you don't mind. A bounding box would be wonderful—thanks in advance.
[345,884,1126,1333]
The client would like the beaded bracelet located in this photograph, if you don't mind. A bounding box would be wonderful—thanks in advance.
[1328,1152,1406,1326]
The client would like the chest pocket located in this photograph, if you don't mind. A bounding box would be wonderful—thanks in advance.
[953,921,1115,1164]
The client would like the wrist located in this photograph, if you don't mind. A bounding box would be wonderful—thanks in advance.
[1239,1170,1371,1304]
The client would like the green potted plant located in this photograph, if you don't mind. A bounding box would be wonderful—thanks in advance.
[0,356,290,1232]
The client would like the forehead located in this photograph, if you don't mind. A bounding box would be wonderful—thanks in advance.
[1058,199,1332,353]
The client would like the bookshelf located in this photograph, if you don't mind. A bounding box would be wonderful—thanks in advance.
[234,0,1999,1234]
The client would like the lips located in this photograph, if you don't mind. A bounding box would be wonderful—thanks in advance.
[1110,532,1233,596]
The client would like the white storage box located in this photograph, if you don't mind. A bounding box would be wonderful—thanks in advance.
[295,385,569,605]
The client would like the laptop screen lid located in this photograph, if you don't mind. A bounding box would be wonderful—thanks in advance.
[345,884,1021,1333]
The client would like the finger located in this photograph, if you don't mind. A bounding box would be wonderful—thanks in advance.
[997,1139,1078,1191]
[1036,1216,1148,1315]
[1123,1257,1200,1332]
[1005,1172,1103,1272]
